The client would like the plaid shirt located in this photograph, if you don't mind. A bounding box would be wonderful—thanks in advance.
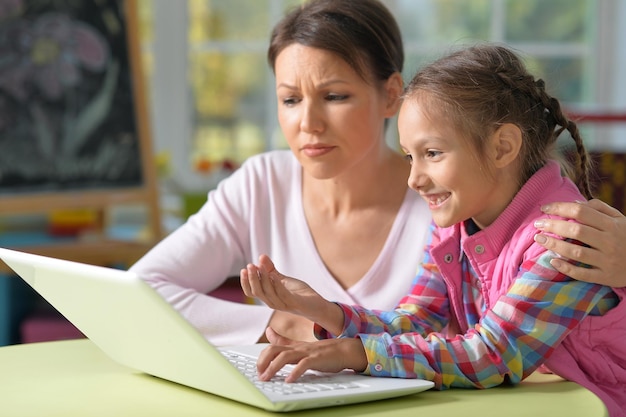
[316,221,618,389]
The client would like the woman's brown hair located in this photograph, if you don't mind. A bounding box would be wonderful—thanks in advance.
[268,0,404,84]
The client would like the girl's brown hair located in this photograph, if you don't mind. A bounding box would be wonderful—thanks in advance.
[404,43,593,199]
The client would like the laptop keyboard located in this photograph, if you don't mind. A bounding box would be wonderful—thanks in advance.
[221,350,360,395]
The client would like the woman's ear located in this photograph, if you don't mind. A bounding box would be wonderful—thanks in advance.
[383,72,404,117]
[491,123,522,168]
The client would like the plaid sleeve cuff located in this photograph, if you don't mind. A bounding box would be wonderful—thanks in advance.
[313,303,362,339]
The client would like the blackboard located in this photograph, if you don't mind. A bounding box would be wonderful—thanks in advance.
[0,0,159,225]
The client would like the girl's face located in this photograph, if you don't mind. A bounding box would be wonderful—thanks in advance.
[274,44,399,179]
[398,97,507,229]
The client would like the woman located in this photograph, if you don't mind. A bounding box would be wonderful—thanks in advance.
[129,0,626,346]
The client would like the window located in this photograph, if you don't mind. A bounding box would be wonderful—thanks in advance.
[137,0,626,197]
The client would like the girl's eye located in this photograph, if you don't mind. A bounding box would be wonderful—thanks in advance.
[426,150,442,158]
[403,154,413,164]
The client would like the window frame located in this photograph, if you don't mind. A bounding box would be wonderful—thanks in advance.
[147,0,626,192]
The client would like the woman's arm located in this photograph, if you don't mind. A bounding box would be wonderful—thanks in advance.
[130,155,277,346]
[131,210,275,346]
[533,199,626,287]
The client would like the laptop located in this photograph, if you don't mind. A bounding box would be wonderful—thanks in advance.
[0,247,434,412]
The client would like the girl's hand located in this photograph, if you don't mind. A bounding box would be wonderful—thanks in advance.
[534,199,626,287]
[256,332,368,382]
[240,255,345,332]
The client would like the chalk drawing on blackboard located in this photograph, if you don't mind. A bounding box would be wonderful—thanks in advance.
[0,1,144,194]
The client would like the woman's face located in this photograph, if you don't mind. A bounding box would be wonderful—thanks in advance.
[274,44,399,179]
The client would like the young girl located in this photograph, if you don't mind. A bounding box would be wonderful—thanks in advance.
[240,44,626,417]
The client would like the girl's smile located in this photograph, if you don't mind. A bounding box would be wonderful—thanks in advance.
[421,192,451,210]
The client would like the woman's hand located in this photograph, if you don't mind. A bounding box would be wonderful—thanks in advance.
[257,311,318,343]
[240,255,345,333]
[256,328,368,382]
[533,199,626,287]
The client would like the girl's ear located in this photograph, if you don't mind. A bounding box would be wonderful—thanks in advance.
[383,72,404,117]
[491,123,522,168]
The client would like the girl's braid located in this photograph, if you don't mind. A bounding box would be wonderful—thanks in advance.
[534,80,594,199]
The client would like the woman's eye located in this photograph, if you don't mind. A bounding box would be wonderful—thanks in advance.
[282,97,300,106]
[326,94,348,102]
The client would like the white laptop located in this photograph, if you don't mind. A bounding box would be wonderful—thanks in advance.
[0,247,433,412]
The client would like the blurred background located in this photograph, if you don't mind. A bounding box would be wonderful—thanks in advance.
[0,0,624,346]
[137,0,626,230]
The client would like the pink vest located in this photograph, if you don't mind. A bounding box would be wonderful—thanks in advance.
[432,161,626,417]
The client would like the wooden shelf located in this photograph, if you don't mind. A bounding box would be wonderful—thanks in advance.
[0,239,154,273]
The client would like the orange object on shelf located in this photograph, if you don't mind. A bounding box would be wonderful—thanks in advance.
[47,209,101,237]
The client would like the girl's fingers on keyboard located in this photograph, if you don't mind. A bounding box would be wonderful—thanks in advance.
[258,346,302,381]
[258,338,366,382]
